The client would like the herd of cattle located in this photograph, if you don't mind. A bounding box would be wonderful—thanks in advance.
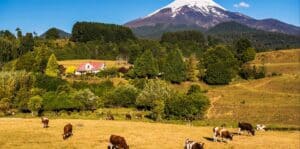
[40,114,266,149]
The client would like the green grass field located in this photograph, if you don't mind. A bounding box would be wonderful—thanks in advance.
[0,118,299,149]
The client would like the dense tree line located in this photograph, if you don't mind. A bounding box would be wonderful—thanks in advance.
[71,22,136,43]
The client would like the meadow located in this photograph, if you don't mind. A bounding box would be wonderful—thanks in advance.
[0,118,299,149]
[206,49,300,126]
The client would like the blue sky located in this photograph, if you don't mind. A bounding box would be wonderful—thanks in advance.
[0,0,299,34]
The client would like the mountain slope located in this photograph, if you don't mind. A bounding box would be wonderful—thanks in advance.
[207,22,300,51]
[125,0,300,37]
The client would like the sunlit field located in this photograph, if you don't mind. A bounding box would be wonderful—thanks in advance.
[0,118,299,149]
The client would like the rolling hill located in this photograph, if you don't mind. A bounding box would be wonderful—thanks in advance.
[206,49,300,126]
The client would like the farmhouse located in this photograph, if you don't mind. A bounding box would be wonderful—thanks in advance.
[75,62,106,75]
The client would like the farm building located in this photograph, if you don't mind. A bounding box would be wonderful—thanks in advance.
[75,62,106,75]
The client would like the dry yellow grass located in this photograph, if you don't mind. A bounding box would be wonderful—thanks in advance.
[206,74,300,125]
[58,59,132,69]
[0,118,299,149]
[249,49,300,75]
[205,49,300,125]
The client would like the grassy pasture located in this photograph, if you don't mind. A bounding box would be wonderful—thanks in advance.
[206,49,300,125]
[0,118,299,149]
[206,74,300,125]
[249,49,300,75]
[58,59,132,69]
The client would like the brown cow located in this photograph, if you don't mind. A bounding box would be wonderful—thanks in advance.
[213,127,233,142]
[106,114,115,120]
[184,139,204,149]
[63,123,73,140]
[41,117,49,128]
[135,113,143,119]
[125,114,131,120]
[108,135,129,149]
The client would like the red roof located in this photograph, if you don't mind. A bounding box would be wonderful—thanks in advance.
[76,62,105,72]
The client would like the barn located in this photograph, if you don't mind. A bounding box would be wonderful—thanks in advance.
[75,62,106,75]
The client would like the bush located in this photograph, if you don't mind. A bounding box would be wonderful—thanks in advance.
[35,73,67,91]
[0,98,11,114]
[136,79,172,109]
[104,85,139,107]
[97,68,119,78]
[73,89,99,110]
[42,91,82,112]
[27,95,43,115]
[205,62,232,85]
[187,84,202,95]
[240,65,266,80]
[165,92,210,120]
[129,78,149,90]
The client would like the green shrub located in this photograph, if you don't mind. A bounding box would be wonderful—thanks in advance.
[136,79,172,109]
[73,89,99,110]
[42,91,82,112]
[104,85,139,107]
[240,65,266,80]
[35,73,67,91]
[205,62,232,85]
[27,95,43,115]
[187,84,202,95]
[165,92,210,120]
[129,78,149,90]
[97,68,119,78]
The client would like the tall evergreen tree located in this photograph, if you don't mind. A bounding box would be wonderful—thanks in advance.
[19,33,34,55]
[234,38,252,60]
[133,49,159,78]
[163,48,187,83]
[186,54,199,82]
[45,54,59,77]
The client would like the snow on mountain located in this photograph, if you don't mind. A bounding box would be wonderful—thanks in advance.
[125,0,300,36]
[146,0,225,18]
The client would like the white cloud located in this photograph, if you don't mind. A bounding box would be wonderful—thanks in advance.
[234,2,250,8]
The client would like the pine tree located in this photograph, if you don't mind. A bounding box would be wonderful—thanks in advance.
[45,54,59,77]
[163,48,187,83]
[186,54,199,82]
[133,49,159,78]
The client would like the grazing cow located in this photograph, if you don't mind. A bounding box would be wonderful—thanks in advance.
[125,114,131,120]
[106,114,115,120]
[63,123,73,140]
[41,117,49,128]
[184,139,204,149]
[238,122,255,136]
[213,127,233,142]
[108,135,129,149]
[256,124,266,131]
[135,113,143,119]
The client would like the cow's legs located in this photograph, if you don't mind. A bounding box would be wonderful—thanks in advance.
[213,132,217,142]
[238,128,242,135]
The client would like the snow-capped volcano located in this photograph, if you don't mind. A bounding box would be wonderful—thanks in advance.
[125,0,300,36]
